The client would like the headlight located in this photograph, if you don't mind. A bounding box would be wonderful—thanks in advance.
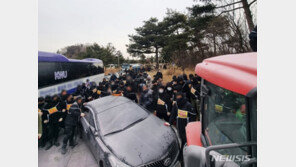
[108,154,131,167]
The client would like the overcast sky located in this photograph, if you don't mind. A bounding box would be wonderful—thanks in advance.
[39,0,196,58]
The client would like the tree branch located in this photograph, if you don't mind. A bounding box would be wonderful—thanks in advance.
[218,6,244,16]
[215,1,242,9]
[248,0,257,7]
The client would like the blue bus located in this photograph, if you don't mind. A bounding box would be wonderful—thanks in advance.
[38,51,104,97]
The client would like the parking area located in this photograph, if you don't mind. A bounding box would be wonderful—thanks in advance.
[38,137,98,167]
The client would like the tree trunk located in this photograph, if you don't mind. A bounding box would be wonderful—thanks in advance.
[213,34,217,56]
[155,47,159,70]
[241,0,255,32]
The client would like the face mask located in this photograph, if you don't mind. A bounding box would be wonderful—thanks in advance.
[158,89,164,93]
[38,103,44,108]
[167,87,172,91]
[176,98,183,104]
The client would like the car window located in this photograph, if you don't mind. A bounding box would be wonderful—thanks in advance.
[84,111,95,128]
[204,81,248,156]
[97,101,148,136]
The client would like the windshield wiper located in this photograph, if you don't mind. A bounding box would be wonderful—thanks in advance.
[104,117,146,136]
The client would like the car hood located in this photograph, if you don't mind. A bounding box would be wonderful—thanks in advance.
[103,115,179,166]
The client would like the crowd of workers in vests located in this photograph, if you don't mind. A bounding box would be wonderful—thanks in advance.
[38,66,202,155]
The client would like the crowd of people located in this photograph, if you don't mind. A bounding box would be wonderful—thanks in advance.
[38,67,202,155]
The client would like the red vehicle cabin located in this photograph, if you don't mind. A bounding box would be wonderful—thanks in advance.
[184,52,257,167]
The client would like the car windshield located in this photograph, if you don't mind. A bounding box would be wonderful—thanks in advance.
[97,101,149,136]
[204,81,249,156]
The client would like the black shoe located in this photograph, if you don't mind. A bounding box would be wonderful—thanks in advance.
[45,143,53,150]
[61,147,67,154]
[69,142,78,148]
[54,142,60,147]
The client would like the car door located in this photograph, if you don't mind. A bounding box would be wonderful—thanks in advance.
[84,109,102,162]
[80,112,92,146]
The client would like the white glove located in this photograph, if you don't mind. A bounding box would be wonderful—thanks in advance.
[164,122,170,126]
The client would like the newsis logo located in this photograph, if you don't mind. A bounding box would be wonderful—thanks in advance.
[211,154,251,163]
[54,71,68,80]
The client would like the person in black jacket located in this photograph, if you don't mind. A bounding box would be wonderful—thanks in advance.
[156,85,172,122]
[40,96,52,148]
[166,82,174,101]
[74,85,82,96]
[44,95,63,150]
[177,75,191,100]
[38,97,50,148]
[189,77,201,121]
[60,90,68,102]
[110,73,117,81]
[123,84,138,103]
[169,92,196,147]
[172,85,182,101]
[155,70,163,79]
[59,94,74,129]
[61,97,85,154]
[101,78,108,85]
[90,86,101,100]
[140,85,155,113]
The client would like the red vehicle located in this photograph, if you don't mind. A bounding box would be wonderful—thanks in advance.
[183,52,257,167]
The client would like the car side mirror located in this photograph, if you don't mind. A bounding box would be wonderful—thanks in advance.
[94,131,99,137]
[183,145,206,167]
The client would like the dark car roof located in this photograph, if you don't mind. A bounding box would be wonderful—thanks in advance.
[86,96,149,136]
[86,96,131,114]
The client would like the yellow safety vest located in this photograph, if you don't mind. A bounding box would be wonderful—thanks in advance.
[48,107,58,114]
[112,93,122,96]
[178,109,188,118]
[66,104,72,111]
[97,90,101,95]
[157,98,165,105]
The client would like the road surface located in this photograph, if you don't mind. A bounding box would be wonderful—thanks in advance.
[38,136,98,167]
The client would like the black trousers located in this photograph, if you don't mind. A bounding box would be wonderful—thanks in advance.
[177,118,188,146]
[48,123,60,143]
[62,125,76,148]
[39,123,49,146]
[73,119,83,142]
[177,118,188,166]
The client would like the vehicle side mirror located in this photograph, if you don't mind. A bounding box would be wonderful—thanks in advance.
[183,145,206,167]
[94,131,99,137]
